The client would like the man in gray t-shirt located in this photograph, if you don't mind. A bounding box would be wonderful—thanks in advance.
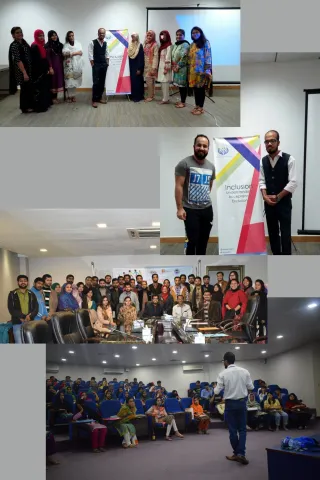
[175,134,215,255]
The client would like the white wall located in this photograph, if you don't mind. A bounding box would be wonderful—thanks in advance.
[1,0,239,88]
[160,59,320,237]
[26,254,267,286]
[0,249,20,323]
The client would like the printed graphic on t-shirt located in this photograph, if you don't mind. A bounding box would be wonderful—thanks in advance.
[188,167,212,206]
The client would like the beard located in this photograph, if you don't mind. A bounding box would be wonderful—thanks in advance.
[194,150,207,161]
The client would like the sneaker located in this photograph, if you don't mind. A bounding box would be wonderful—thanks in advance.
[237,455,249,465]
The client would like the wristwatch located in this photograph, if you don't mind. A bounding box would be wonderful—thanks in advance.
[276,195,280,203]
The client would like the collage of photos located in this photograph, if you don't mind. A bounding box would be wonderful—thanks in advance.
[0,2,320,480]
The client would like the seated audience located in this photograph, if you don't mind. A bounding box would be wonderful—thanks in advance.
[192,397,210,434]
[146,397,184,441]
[103,391,114,401]
[285,393,312,429]
[50,392,73,426]
[75,397,107,453]
[258,386,268,402]
[118,297,137,334]
[172,294,192,320]
[46,431,60,468]
[115,398,139,448]
[264,393,289,431]
[140,390,150,406]
[200,385,213,410]
[160,285,174,314]
[246,392,271,431]
[171,390,181,400]
[274,388,284,405]
[143,295,164,317]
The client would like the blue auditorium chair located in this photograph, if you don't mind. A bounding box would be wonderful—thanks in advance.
[164,398,186,432]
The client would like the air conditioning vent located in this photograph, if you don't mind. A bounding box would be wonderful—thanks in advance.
[127,228,160,239]
[46,365,59,374]
[183,365,204,373]
[103,369,124,375]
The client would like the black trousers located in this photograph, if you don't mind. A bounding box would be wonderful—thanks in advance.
[92,63,108,102]
[179,87,187,103]
[265,198,292,255]
[20,81,34,112]
[184,206,213,255]
[194,86,206,108]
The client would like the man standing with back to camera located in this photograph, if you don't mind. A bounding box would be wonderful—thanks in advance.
[214,352,254,466]
[175,134,215,255]
[260,130,297,255]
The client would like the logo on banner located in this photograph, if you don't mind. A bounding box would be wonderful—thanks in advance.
[218,147,229,155]
[106,33,112,40]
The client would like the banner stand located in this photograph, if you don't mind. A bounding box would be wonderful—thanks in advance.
[106,94,131,103]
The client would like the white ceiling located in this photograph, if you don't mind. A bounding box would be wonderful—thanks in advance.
[242,52,320,64]
[0,209,160,257]
[46,298,320,366]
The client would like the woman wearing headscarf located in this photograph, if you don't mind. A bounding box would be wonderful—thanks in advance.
[128,32,144,103]
[251,279,268,340]
[188,26,212,115]
[30,29,52,112]
[160,285,174,314]
[285,393,312,429]
[171,28,190,108]
[246,392,270,431]
[8,26,33,113]
[118,297,137,335]
[143,30,159,102]
[212,284,223,305]
[45,30,65,104]
[62,31,83,103]
[115,398,139,448]
[192,397,210,434]
[57,282,79,311]
[242,276,254,298]
[157,30,172,105]
[146,397,184,441]
[49,283,61,316]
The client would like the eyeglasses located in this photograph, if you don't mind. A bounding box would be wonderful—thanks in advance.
[264,139,277,145]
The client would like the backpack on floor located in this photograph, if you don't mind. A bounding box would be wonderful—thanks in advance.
[281,436,320,452]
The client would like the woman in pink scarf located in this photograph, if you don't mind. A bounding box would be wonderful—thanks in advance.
[143,30,159,102]
[30,29,52,112]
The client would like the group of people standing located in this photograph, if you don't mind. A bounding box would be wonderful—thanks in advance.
[9,25,212,114]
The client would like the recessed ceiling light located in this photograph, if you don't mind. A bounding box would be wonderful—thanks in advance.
[172,351,177,354]
[132,346,138,349]
[69,351,74,354]
[61,358,66,362]
[308,303,318,309]
[114,354,120,358]
[40,249,47,252]
[277,335,283,339]
[205,354,209,357]
[182,361,186,364]
[261,350,267,354]
[235,346,240,350]
[136,364,140,366]
[97,223,107,228]
[152,358,156,361]
[152,222,160,227]
[102,361,107,364]
[150,245,157,249]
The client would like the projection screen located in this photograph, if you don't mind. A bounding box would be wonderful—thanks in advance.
[147,7,240,83]
[299,89,320,234]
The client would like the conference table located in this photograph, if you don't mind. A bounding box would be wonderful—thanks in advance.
[266,434,320,479]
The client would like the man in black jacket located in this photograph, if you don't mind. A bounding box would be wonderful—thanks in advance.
[7,275,38,343]
[148,274,162,296]
[143,294,164,318]
[110,278,121,312]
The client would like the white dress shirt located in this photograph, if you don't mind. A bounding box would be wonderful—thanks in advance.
[259,150,298,194]
[214,364,254,400]
[88,38,110,62]
[172,303,192,320]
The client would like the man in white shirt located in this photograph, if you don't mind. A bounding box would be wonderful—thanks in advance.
[214,352,254,466]
[88,28,110,108]
[172,295,192,321]
[119,284,139,311]
[259,130,297,255]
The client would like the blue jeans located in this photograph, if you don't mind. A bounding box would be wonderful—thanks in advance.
[225,399,247,457]
[13,324,22,344]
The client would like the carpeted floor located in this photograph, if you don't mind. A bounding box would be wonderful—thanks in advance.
[47,421,320,480]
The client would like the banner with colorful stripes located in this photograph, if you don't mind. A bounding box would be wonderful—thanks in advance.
[213,135,267,255]
[105,29,131,95]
